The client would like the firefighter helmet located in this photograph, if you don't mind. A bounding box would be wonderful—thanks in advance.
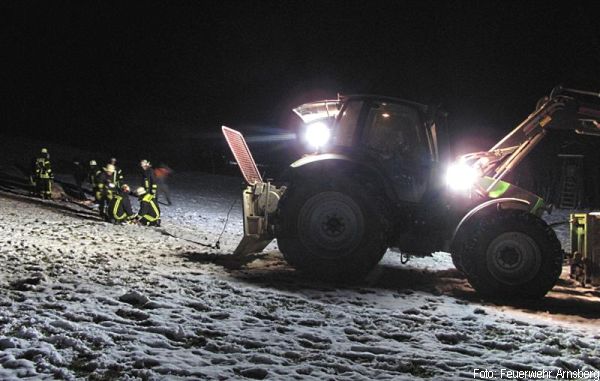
[136,186,147,196]
[41,148,48,154]
[89,160,97,166]
[104,164,116,173]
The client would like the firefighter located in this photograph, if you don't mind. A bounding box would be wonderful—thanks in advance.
[140,159,157,196]
[154,163,173,205]
[135,187,161,226]
[109,157,124,188]
[107,184,135,224]
[96,164,117,219]
[88,160,102,205]
[31,148,53,199]
[72,158,87,199]
[88,160,101,188]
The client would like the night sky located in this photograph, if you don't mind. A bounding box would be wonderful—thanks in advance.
[4,1,600,162]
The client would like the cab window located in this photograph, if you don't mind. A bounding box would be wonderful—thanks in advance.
[363,101,424,159]
[333,100,363,147]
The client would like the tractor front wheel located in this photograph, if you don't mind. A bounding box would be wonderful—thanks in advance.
[460,210,563,299]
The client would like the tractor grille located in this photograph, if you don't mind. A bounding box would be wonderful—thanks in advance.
[222,126,263,185]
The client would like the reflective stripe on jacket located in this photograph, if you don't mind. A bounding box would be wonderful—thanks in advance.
[140,194,160,221]
[113,196,125,220]
[35,158,52,179]
[111,168,124,187]
[143,168,158,194]
[111,194,134,221]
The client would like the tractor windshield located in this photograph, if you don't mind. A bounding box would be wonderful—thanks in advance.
[333,100,363,147]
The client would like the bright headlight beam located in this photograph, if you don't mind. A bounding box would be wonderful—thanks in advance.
[305,121,331,149]
[446,162,478,191]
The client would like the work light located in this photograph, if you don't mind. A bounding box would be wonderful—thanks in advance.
[305,121,331,149]
[446,161,478,191]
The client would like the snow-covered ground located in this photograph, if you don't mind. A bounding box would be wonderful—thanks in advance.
[1,162,599,379]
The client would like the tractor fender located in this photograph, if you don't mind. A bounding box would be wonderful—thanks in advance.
[449,197,531,249]
[290,153,354,169]
[286,153,397,202]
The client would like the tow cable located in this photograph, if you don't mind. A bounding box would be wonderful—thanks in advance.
[159,199,237,250]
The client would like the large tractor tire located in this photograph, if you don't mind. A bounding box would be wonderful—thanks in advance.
[451,217,485,274]
[460,209,563,299]
[277,175,389,280]
[450,245,466,275]
[450,223,473,274]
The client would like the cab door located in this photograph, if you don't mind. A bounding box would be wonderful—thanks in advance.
[360,100,432,203]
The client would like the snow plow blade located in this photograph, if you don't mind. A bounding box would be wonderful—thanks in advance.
[233,236,273,256]
[222,126,283,256]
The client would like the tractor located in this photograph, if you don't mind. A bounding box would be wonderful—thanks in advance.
[222,86,600,298]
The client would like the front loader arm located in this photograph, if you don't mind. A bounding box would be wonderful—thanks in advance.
[462,86,600,192]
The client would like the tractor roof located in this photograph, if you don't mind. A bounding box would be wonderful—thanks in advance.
[341,94,430,112]
[293,94,433,124]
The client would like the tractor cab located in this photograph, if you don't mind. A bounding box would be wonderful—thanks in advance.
[294,95,449,204]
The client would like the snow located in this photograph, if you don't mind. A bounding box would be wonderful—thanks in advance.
[1,144,600,379]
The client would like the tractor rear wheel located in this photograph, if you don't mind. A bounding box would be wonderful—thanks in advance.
[277,176,389,280]
[460,209,563,299]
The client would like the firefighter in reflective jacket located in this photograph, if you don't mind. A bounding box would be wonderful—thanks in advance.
[109,157,124,188]
[135,187,161,226]
[96,164,117,219]
[31,148,53,199]
[140,159,157,196]
[108,184,135,224]
[88,160,101,199]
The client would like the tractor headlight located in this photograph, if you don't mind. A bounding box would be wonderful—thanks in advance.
[305,121,331,149]
[446,162,478,191]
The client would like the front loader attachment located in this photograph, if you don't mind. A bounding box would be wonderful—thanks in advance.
[222,126,284,255]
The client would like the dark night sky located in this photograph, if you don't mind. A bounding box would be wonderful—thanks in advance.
[4,1,600,161]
